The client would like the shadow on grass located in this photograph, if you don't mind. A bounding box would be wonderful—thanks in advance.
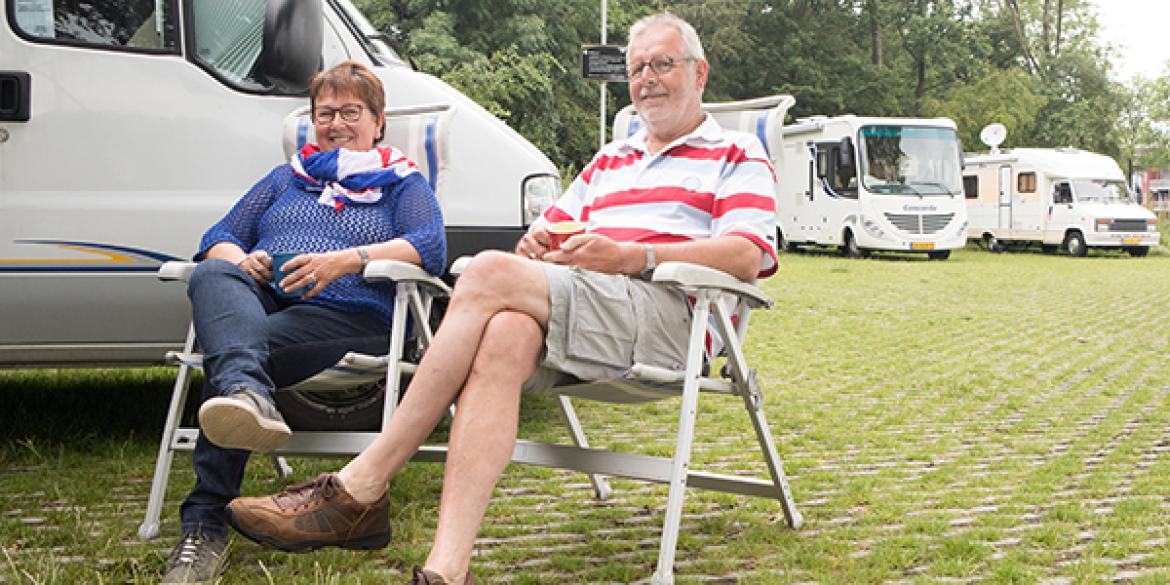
[0,368,188,451]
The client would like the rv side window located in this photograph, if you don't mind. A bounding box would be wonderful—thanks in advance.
[1054,182,1072,204]
[815,143,858,198]
[963,176,978,199]
[1017,172,1037,193]
[9,0,178,52]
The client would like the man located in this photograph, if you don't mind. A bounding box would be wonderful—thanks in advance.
[225,13,778,584]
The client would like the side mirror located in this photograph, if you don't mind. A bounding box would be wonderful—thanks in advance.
[837,136,855,170]
[262,0,324,94]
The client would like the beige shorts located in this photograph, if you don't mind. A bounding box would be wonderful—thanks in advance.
[522,263,692,393]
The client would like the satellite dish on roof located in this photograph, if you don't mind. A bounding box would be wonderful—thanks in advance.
[980,123,1007,154]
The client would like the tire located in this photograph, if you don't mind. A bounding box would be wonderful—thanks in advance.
[928,250,950,260]
[983,234,1004,253]
[1125,246,1149,257]
[1062,231,1087,257]
[777,229,798,253]
[275,380,387,431]
[841,231,867,258]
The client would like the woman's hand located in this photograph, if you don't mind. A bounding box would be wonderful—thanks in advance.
[278,249,361,298]
[515,227,551,261]
[236,250,273,284]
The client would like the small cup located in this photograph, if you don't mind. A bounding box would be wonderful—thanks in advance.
[272,252,310,298]
[547,221,586,251]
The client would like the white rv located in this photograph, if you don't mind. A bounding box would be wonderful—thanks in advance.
[776,115,968,259]
[0,0,560,369]
[963,147,1159,256]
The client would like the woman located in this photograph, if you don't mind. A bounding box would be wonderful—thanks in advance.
[162,60,445,585]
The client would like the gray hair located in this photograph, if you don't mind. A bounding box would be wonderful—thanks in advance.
[628,13,705,60]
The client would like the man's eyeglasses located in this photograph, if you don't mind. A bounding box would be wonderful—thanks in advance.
[626,55,696,80]
[312,104,366,124]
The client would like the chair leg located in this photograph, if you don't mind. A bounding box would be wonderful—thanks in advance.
[139,326,197,540]
[271,456,293,480]
[557,396,611,500]
[652,297,712,585]
[742,372,802,529]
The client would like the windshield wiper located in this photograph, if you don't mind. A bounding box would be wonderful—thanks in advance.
[907,181,955,195]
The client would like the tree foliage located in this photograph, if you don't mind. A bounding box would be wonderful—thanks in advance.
[353,0,1170,176]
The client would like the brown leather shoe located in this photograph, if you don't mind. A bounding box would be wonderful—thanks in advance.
[405,565,476,584]
[226,473,390,552]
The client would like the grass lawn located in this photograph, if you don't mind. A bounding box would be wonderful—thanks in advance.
[3,245,1170,583]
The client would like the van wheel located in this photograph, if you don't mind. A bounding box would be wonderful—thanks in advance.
[928,250,950,260]
[1062,231,1087,257]
[275,380,386,431]
[777,229,798,253]
[841,231,867,258]
[1125,246,1149,257]
[983,234,1004,253]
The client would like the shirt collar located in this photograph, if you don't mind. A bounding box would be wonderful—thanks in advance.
[618,113,724,155]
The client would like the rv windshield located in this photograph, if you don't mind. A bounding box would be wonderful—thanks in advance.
[859,126,962,196]
[1072,180,1134,204]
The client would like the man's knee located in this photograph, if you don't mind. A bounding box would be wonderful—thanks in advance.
[452,251,531,303]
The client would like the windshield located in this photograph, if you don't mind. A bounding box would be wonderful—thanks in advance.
[860,126,963,196]
[1072,180,1134,204]
[334,0,404,64]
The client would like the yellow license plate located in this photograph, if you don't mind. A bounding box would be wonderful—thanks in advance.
[911,242,935,250]
[1123,237,1142,245]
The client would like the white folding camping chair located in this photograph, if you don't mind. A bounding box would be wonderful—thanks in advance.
[138,103,455,540]
[411,95,801,584]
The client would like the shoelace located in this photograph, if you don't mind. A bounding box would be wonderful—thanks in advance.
[172,534,204,565]
[273,473,339,511]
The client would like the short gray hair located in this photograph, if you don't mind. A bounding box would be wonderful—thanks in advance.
[628,13,705,60]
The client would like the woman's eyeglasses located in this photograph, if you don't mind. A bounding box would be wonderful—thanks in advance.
[312,104,366,124]
[626,55,696,80]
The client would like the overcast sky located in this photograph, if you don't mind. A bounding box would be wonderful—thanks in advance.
[1092,0,1170,81]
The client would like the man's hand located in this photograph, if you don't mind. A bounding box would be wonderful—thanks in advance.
[543,233,640,275]
[516,227,552,260]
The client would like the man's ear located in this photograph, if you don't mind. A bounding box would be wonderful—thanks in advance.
[694,58,709,93]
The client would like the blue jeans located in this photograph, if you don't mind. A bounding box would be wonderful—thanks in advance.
[179,260,387,536]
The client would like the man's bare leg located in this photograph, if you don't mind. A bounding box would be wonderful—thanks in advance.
[422,311,543,582]
[337,251,551,502]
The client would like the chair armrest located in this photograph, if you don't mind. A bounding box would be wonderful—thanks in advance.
[159,261,197,282]
[651,262,772,309]
[449,256,473,277]
[364,260,451,296]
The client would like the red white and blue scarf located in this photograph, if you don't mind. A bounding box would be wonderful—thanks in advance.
[290,144,418,210]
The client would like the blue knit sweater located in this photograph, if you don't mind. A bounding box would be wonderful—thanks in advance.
[197,164,446,325]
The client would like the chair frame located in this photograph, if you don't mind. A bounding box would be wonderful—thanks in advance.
[412,260,801,585]
[137,259,449,540]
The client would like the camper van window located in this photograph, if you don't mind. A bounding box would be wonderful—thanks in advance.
[190,0,268,91]
[1072,180,1132,204]
[11,0,178,52]
[815,143,858,198]
[963,176,979,199]
[859,125,962,196]
[1054,182,1072,204]
[1017,172,1037,193]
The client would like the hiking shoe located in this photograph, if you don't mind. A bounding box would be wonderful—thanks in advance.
[226,473,391,552]
[405,565,476,584]
[198,387,291,452]
[161,530,228,584]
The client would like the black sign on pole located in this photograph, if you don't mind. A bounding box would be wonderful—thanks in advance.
[581,44,626,81]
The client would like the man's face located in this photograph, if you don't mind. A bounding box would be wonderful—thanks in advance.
[626,25,707,134]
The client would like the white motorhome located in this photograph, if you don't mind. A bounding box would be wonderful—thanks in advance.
[964,147,1159,256]
[776,115,968,259]
[0,0,560,369]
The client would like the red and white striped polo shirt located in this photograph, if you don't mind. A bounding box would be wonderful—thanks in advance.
[536,114,778,278]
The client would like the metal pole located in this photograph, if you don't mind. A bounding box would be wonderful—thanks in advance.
[599,0,607,150]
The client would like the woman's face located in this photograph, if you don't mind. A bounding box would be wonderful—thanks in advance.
[312,89,383,153]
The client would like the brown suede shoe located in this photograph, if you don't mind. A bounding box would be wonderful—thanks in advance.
[226,473,390,552]
[405,565,476,584]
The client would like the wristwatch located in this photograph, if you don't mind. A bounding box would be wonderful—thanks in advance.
[639,243,656,280]
[356,246,370,271]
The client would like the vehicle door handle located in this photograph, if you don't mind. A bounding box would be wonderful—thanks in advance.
[0,71,31,122]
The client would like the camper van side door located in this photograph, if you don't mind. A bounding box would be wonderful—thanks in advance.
[814,141,858,199]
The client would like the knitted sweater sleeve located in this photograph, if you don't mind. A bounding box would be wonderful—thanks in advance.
[391,173,447,276]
